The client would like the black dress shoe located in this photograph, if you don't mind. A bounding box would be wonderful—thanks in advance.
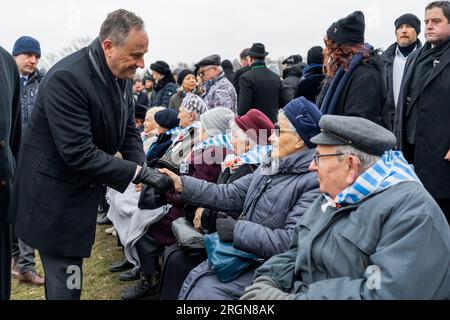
[109,260,134,273]
[97,215,112,225]
[121,278,158,300]
[119,266,141,281]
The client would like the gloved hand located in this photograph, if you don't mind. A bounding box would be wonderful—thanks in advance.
[216,215,237,243]
[241,277,295,300]
[133,162,174,194]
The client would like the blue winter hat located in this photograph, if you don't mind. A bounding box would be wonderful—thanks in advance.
[155,109,179,130]
[12,36,41,58]
[282,97,322,149]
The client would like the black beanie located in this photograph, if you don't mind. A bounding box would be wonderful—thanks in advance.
[307,46,324,65]
[395,13,421,35]
[154,109,179,130]
[150,61,171,76]
[327,11,365,45]
[135,104,148,120]
[177,69,194,86]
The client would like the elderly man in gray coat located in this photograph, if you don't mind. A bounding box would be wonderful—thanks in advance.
[241,115,450,300]
[160,97,322,300]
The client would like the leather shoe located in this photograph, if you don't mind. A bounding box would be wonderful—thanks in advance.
[97,215,112,225]
[119,266,141,281]
[109,260,134,273]
[18,271,45,286]
[121,277,159,300]
[11,258,20,278]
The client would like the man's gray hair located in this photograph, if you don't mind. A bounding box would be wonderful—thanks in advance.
[336,145,380,170]
[99,9,145,45]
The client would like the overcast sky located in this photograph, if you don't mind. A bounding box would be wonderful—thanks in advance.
[2,0,430,68]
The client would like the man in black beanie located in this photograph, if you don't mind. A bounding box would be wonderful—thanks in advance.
[382,13,422,126]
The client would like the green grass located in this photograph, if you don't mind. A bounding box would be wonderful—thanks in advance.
[11,224,136,300]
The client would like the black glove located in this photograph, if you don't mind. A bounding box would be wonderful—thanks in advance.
[216,216,237,243]
[133,162,174,194]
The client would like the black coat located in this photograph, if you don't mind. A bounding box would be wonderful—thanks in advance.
[149,76,178,108]
[317,53,391,130]
[238,62,283,123]
[7,39,145,258]
[282,64,303,104]
[233,65,250,95]
[0,45,21,300]
[294,65,325,103]
[381,40,422,125]
[395,41,450,199]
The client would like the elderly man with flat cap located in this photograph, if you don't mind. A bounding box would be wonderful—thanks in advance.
[242,115,450,300]
[195,54,237,112]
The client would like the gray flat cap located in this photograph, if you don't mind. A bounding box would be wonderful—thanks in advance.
[310,115,396,156]
[195,54,221,68]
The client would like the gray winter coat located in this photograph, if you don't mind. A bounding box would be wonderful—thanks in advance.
[253,182,450,300]
[178,148,320,300]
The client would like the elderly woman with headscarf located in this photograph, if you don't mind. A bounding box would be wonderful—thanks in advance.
[158,108,275,300]
[160,97,323,300]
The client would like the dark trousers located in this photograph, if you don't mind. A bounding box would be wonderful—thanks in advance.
[436,199,450,225]
[135,233,163,278]
[1,223,11,300]
[39,251,83,300]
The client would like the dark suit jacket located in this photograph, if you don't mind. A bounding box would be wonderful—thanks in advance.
[238,62,283,123]
[8,40,145,258]
[395,41,450,199]
[0,45,21,300]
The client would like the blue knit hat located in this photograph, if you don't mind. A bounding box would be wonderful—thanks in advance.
[282,97,322,149]
[12,36,41,58]
[155,109,179,130]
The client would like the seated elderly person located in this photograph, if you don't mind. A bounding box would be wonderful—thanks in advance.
[145,109,180,162]
[159,108,274,300]
[161,97,322,300]
[121,107,235,300]
[241,115,450,300]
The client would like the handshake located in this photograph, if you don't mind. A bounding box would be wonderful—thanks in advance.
[133,162,174,194]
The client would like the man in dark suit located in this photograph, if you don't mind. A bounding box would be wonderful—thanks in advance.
[395,1,450,223]
[0,45,21,301]
[7,9,172,300]
[238,43,284,123]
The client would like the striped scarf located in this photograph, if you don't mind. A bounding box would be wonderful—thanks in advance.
[166,126,183,138]
[336,151,422,205]
[193,133,233,152]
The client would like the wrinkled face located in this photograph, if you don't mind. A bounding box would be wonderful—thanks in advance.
[15,53,39,76]
[231,127,252,157]
[182,74,197,92]
[178,106,194,128]
[198,65,218,82]
[396,24,418,47]
[308,145,360,198]
[143,113,158,134]
[425,7,450,46]
[268,117,303,159]
[103,28,149,79]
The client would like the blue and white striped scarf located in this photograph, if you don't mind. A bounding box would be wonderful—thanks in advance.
[166,126,183,138]
[193,133,233,152]
[173,122,202,143]
[240,145,272,164]
[336,151,422,205]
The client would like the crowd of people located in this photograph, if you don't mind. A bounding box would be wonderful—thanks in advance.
[1,1,450,301]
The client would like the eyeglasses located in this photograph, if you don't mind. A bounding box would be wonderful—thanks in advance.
[313,153,345,165]
[273,123,297,137]
[198,66,214,77]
